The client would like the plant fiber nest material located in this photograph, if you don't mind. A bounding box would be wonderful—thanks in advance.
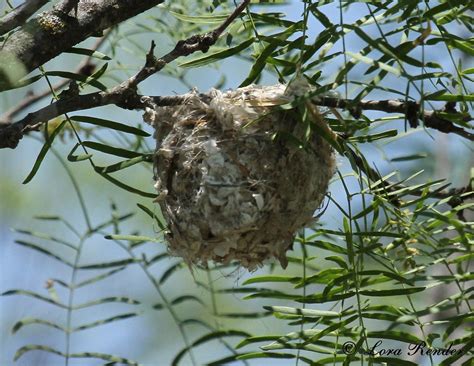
[144,83,335,270]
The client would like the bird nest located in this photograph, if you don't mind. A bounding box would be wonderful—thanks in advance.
[143,82,335,270]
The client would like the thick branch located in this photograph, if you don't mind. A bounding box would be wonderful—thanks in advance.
[0,0,164,91]
[0,0,49,36]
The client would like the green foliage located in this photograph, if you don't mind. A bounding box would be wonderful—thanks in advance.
[1,0,473,365]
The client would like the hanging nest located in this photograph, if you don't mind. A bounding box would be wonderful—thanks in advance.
[143,81,335,270]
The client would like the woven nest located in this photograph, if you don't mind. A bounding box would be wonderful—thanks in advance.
[144,82,335,270]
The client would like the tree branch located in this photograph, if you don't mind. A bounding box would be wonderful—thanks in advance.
[0,0,49,36]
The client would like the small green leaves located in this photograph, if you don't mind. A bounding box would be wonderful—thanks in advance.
[390,153,428,162]
[172,330,251,366]
[77,258,142,270]
[243,275,300,285]
[81,141,143,159]
[69,352,139,365]
[70,116,150,136]
[13,228,77,250]
[12,318,66,334]
[236,335,281,349]
[348,129,398,143]
[346,51,401,76]
[264,306,339,318]
[426,93,474,102]
[94,155,152,174]
[73,313,138,332]
[14,345,65,361]
[136,203,168,231]
[179,38,255,68]
[15,240,74,267]
[170,295,205,306]
[65,47,112,60]
[2,289,67,308]
[359,287,426,297]
[75,267,126,288]
[23,120,66,184]
[104,234,159,243]
[236,352,297,361]
[43,71,107,91]
[168,11,230,24]
[73,297,140,310]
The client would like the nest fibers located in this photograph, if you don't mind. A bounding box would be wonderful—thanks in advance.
[143,82,335,270]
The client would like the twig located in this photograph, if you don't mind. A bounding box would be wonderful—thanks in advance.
[0,0,49,36]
